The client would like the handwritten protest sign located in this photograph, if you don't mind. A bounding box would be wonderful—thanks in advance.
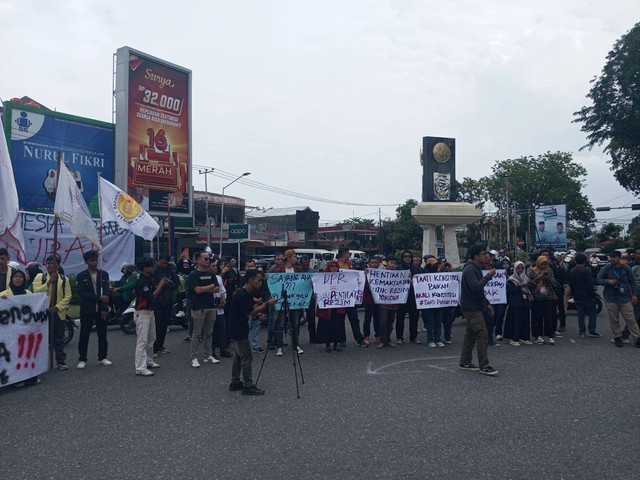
[341,270,366,304]
[266,273,314,310]
[366,269,411,305]
[0,293,49,388]
[312,271,361,309]
[413,272,461,309]
[484,269,507,304]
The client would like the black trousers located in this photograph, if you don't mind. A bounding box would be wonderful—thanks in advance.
[53,315,67,364]
[154,306,171,352]
[396,299,418,341]
[78,312,108,362]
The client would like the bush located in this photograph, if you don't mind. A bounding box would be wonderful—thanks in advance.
[68,276,79,305]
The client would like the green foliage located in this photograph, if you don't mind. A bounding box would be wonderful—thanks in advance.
[574,22,640,194]
[455,177,489,210]
[68,276,79,305]
[336,217,376,227]
[381,199,423,252]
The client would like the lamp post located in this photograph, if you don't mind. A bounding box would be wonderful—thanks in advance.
[504,174,510,251]
[198,168,215,248]
[219,172,250,257]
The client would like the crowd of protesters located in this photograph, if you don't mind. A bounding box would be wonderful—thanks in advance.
[2,241,639,392]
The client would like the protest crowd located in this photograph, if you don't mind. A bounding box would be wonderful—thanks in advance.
[2,242,639,393]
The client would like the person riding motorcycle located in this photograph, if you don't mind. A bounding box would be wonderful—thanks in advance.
[110,262,138,312]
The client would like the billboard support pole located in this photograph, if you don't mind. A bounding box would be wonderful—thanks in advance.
[49,152,62,370]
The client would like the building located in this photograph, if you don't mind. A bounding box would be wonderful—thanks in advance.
[317,224,380,254]
[245,207,319,247]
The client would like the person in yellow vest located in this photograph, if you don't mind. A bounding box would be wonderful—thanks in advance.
[32,255,72,370]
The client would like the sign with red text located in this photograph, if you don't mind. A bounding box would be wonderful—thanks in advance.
[366,269,411,305]
[311,271,361,309]
[485,269,507,304]
[413,272,461,309]
[0,293,49,388]
[115,47,192,217]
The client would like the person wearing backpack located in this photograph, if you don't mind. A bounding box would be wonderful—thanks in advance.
[32,255,72,370]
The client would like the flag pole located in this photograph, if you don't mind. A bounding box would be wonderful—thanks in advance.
[49,152,62,369]
[167,201,172,259]
[97,172,105,307]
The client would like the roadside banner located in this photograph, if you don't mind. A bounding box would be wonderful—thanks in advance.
[366,269,411,305]
[485,269,507,304]
[311,271,361,309]
[266,272,314,310]
[413,272,461,309]
[0,293,49,388]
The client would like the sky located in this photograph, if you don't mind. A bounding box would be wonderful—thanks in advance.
[1,0,639,229]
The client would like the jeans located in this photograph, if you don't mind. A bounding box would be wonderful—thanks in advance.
[275,308,301,348]
[78,312,108,362]
[378,307,396,346]
[442,307,454,341]
[460,310,489,369]
[134,309,156,372]
[53,315,67,364]
[422,308,443,343]
[363,303,380,338]
[250,316,260,349]
[231,338,253,387]
[576,300,598,334]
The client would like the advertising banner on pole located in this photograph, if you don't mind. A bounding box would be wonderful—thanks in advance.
[413,272,461,309]
[266,273,314,310]
[311,271,361,309]
[3,102,114,215]
[535,204,567,250]
[115,47,192,218]
[0,293,49,388]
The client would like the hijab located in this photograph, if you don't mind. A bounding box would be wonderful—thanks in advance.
[509,261,533,300]
[9,270,28,296]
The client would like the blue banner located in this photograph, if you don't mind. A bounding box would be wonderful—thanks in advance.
[266,272,314,310]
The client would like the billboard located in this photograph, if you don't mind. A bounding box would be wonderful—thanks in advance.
[535,204,567,250]
[114,47,192,218]
[3,102,114,215]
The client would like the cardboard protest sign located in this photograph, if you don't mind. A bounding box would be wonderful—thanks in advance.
[366,269,411,305]
[311,271,361,309]
[0,293,49,387]
[266,273,314,310]
[485,269,507,304]
[413,272,461,309]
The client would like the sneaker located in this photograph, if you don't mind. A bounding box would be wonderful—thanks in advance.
[396,339,404,345]
[276,348,283,356]
[427,342,437,348]
[160,347,170,354]
[268,345,276,350]
[136,369,154,376]
[588,331,603,338]
[496,335,503,341]
[182,336,191,343]
[436,342,445,348]
[509,340,521,346]
[520,339,533,345]
[489,341,501,347]
[191,358,201,368]
[387,342,397,348]
[296,346,304,354]
[229,382,243,391]
[558,326,566,333]
[374,336,381,343]
[358,341,368,348]
[621,331,630,340]
[578,332,586,338]
[376,343,384,349]
[98,359,113,366]
[411,339,422,344]
[146,362,161,369]
[77,361,86,369]
[534,336,545,345]
[547,338,555,345]
[56,363,68,371]
[445,339,452,344]
[614,337,624,347]
[555,331,564,338]
[480,366,499,376]
[363,336,370,345]
[252,347,265,353]
[204,355,220,364]
[459,363,479,371]
[153,353,159,359]
[241,385,265,396]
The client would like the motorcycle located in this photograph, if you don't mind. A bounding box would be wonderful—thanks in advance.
[62,314,77,345]
[566,291,604,315]
[119,292,188,335]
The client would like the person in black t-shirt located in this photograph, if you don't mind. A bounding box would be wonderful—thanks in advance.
[228,269,278,396]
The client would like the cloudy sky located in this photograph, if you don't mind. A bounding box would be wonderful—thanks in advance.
[1,0,639,228]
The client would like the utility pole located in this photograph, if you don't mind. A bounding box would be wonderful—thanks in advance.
[504,174,510,251]
[198,168,215,248]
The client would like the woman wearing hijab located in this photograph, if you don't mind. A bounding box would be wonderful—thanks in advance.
[315,260,343,352]
[527,255,558,345]
[506,261,533,346]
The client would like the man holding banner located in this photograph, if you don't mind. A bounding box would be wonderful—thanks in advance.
[459,245,499,376]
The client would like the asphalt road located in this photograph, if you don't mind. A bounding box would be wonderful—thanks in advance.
[2,308,639,480]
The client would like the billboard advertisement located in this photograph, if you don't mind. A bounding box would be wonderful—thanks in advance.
[535,204,567,250]
[114,47,192,218]
[3,102,114,215]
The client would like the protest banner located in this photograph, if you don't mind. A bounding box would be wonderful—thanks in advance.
[485,269,507,304]
[366,269,411,305]
[266,272,314,310]
[343,269,366,304]
[413,272,461,309]
[0,293,49,388]
[311,271,361,309]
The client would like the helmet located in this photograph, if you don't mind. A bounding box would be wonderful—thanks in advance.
[8,261,20,270]
[489,250,498,256]
[120,262,135,274]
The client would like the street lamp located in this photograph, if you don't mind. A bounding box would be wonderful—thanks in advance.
[198,168,215,248]
[220,172,250,257]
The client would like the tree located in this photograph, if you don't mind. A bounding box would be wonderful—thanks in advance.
[336,217,376,228]
[381,199,423,252]
[573,22,640,193]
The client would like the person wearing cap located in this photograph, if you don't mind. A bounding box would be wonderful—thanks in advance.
[422,255,446,347]
[596,250,640,347]
[568,253,601,338]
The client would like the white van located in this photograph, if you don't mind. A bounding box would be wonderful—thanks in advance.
[328,249,368,262]
[294,249,333,271]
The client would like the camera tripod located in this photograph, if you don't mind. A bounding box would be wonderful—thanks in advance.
[255,287,305,398]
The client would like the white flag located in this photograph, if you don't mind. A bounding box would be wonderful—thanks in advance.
[98,176,159,241]
[54,161,100,249]
[0,131,26,262]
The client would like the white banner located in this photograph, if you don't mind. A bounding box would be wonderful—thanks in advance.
[0,293,49,387]
[485,269,507,304]
[311,271,361,309]
[413,272,461,309]
[366,269,411,305]
[14,212,135,279]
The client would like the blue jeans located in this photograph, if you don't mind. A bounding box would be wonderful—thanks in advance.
[422,308,443,343]
[576,300,597,334]
[250,316,260,349]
